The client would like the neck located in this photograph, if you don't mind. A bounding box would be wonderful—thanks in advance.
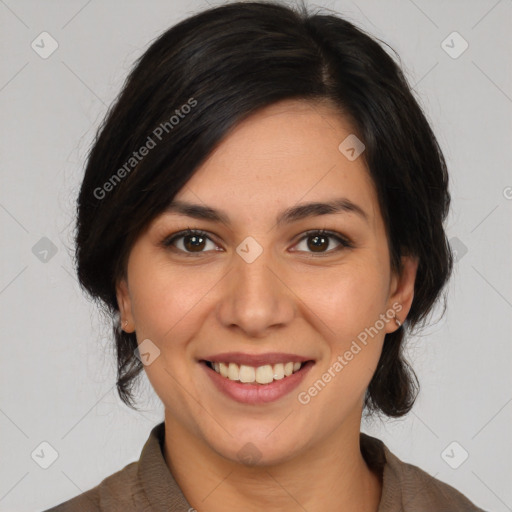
[163,409,382,512]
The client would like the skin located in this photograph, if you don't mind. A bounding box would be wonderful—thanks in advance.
[116,99,418,511]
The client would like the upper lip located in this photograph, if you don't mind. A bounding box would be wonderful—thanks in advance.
[200,352,314,367]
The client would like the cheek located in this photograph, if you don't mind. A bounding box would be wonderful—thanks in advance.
[295,258,389,396]
[126,260,221,415]
[128,260,220,342]
[297,258,390,340]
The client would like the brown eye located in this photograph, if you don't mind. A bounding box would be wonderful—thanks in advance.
[163,229,218,254]
[183,233,207,252]
[293,230,352,254]
[307,233,330,252]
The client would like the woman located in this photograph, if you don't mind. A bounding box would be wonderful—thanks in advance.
[46,1,487,510]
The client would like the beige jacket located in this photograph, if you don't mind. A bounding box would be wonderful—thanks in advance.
[45,422,487,511]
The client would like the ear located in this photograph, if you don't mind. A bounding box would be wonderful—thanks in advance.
[116,278,135,333]
[385,254,419,334]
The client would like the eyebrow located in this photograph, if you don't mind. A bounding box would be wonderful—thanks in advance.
[163,197,369,226]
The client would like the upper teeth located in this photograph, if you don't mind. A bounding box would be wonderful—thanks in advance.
[211,361,303,384]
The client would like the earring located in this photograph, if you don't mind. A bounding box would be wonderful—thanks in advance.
[394,315,402,328]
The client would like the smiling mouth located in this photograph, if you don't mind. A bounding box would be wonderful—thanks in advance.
[203,360,313,385]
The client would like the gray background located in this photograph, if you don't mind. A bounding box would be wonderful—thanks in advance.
[1,0,511,510]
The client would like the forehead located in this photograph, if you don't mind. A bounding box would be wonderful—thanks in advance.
[172,99,379,227]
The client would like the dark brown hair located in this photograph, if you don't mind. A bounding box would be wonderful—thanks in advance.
[74,1,453,417]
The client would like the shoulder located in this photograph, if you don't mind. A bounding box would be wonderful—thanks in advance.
[384,450,486,512]
[42,421,193,511]
[360,433,488,512]
[43,422,189,511]
[42,461,149,512]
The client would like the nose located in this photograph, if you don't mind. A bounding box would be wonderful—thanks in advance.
[216,246,296,339]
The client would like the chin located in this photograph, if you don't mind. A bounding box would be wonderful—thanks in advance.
[209,430,307,468]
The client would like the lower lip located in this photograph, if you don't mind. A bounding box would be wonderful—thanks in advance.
[201,361,314,404]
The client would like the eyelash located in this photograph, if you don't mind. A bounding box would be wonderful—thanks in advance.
[161,228,354,257]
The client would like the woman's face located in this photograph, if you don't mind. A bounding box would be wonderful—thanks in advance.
[117,99,417,465]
